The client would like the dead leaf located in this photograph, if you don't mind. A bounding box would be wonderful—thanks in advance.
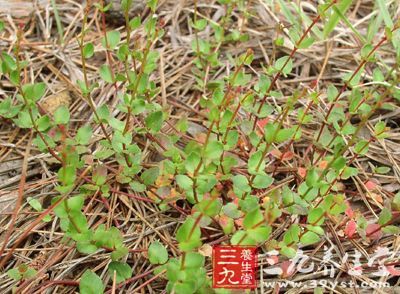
[0,0,48,19]
[370,192,383,204]
[39,90,71,115]
[198,244,212,257]
[0,191,17,214]
[366,223,382,240]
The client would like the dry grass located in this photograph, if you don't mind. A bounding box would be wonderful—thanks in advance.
[0,0,400,293]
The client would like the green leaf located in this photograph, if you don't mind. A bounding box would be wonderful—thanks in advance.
[58,165,76,186]
[185,152,201,174]
[323,0,352,37]
[247,226,271,243]
[77,242,98,254]
[298,37,315,49]
[393,193,400,210]
[102,30,120,50]
[68,211,88,233]
[243,208,263,229]
[83,43,95,59]
[23,83,46,102]
[374,121,388,139]
[129,181,146,192]
[331,5,366,43]
[111,245,129,261]
[354,140,369,155]
[192,19,207,30]
[264,122,278,143]
[327,84,338,102]
[67,195,84,211]
[378,208,392,225]
[76,125,92,145]
[108,262,132,283]
[54,105,70,124]
[222,203,241,219]
[148,240,168,264]
[14,111,33,128]
[121,0,133,11]
[1,52,16,71]
[332,156,346,171]
[204,141,223,160]
[382,225,400,234]
[176,175,193,190]
[129,17,141,30]
[176,218,202,251]
[300,231,320,245]
[195,198,222,217]
[231,230,256,245]
[306,225,324,235]
[7,268,22,281]
[232,175,251,193]
[274,56,293,75]
[374,166,390,174]
[184,252,204,268]
[280,245,297,258]
[283,224,300,244]
[99,65,113,83]
[341,166,358,179]
[252,174,273,189]
[145,111,163,132]
[376,0,393,29]
[276,128,295,143]
[27,197,42,211]
[305,168,319,188]
[248,150,265,175]
[308,207,325,226]
[147,0,158,12]
[36,115,51,132]
[97,105,110,122]
[141,167,159,185]
[79,270,104,294]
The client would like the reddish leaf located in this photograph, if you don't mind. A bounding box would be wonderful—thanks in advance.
[233,197,239,206]
[345,203,354,218]
[365,180,377,190]
[234,217,243,227]
[257,118,269,129]
[318,160,328,169]
[366,223,382,240]
[280,260,295,278]
[310,79,318,89]
[219,215,230,227]
[298,167,307,178]
[282,151,294,161]
[266,255,279,265]
[387,266,400,276]
[270,149,282,158]
[344,220,357,237]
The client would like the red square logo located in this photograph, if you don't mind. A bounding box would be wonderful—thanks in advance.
[213,245,257,289]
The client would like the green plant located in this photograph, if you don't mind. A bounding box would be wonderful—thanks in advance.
[6,264,37,281]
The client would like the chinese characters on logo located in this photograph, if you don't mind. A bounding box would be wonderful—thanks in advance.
[263,246,400,278]
[213,246,257,288]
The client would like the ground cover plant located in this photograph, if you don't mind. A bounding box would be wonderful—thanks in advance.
[0,0,399,292]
